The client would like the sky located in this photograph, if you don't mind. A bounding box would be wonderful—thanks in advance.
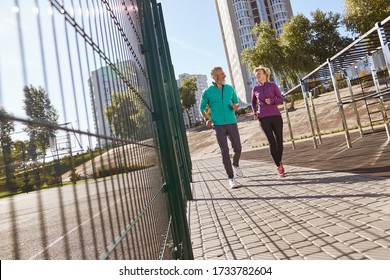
[158,0,346,85]
[0,1,108,150]
[0,0,346,148]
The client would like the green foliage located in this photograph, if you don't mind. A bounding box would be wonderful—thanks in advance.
[12,140,29,164]
[280,14,315,83]
[179,77,198,127]
[242,11,352,90]
[242,21,306,89]
[45,171,62,187]
[23,85,59,161]
[235,108,247,116]
[242,22,284,74]
[0,138,131,197]
[69,168,81,183]
[235,106,253,117]
[179,77,197,110]
[343,0,390,35]
[0,146,106,194]
[201,106,212,125]
[0,107,16,192]
[310,10,353,65]
[0,164,55,193]
[285,92,304,103]
[105,91,151,141]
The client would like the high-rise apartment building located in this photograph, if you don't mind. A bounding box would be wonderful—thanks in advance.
[89,60,139,147]
[177,73,208,127]
[215,0,293,104]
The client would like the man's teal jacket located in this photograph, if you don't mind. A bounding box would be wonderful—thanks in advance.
[199,83,239,125]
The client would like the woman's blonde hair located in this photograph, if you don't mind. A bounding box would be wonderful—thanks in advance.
[253,66,271,82]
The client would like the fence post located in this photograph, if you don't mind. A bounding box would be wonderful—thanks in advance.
[368,54,390,137]
[154,2,193,201]
[300,81,317,148]
[376,22,390,79]
[309,91,322,145]
[375,22,390,140]
[368,55,381,93]
[282,96,295,149]
[138,0,193,259]
[379,96,390,139]
[344,71,364,137]
[328,59,352,148]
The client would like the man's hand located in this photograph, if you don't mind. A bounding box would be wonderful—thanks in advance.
[205,120,212,128]
[231,103,239,111]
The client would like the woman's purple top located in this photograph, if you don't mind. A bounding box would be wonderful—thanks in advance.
[251,82,284,119]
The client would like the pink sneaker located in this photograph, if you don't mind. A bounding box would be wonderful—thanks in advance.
[277,162,285,177]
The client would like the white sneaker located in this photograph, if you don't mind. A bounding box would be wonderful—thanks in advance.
[233,165,243,177]
[229,178,238,189]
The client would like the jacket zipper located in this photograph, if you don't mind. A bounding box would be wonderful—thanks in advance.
[222,85,226,123]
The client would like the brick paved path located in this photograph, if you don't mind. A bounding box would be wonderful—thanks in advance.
[188,158,390,260]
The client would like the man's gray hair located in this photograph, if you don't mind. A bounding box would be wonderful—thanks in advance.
[210,66,222,76]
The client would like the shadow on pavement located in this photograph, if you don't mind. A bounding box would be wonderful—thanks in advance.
[241,129,390,178]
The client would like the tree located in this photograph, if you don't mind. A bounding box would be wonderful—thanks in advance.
[310,10,353,65]
[242,22,285,75]
[105,91,150,141]
[12,140,31,191]
[23,85,59,161]
[242,22,301,110]
[12,140,29,166]
[343,0,390,35]
[279,14,316,110]
[241,12,352,111]
[178,77,197,128]
[23,85,58,188]
[280,14,315,82]
[0,107,16,191]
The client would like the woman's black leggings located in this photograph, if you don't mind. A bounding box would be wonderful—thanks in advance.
[259,115,283,167]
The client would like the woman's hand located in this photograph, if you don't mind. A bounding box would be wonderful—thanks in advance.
[265,98,271,105]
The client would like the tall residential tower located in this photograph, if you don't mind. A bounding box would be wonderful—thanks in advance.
[89,60,140,147]
[177,73,208,127]
[215,0,293,104]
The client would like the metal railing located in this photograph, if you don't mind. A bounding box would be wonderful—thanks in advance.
[283,15,390,148]
[0,0,193,260]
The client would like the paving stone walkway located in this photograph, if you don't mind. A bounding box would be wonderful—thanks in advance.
[188,157,390,260]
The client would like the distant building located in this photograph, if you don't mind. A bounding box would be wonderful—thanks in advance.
[89,60,139,147]
[215,0,293,104]
[177,73,208,127]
